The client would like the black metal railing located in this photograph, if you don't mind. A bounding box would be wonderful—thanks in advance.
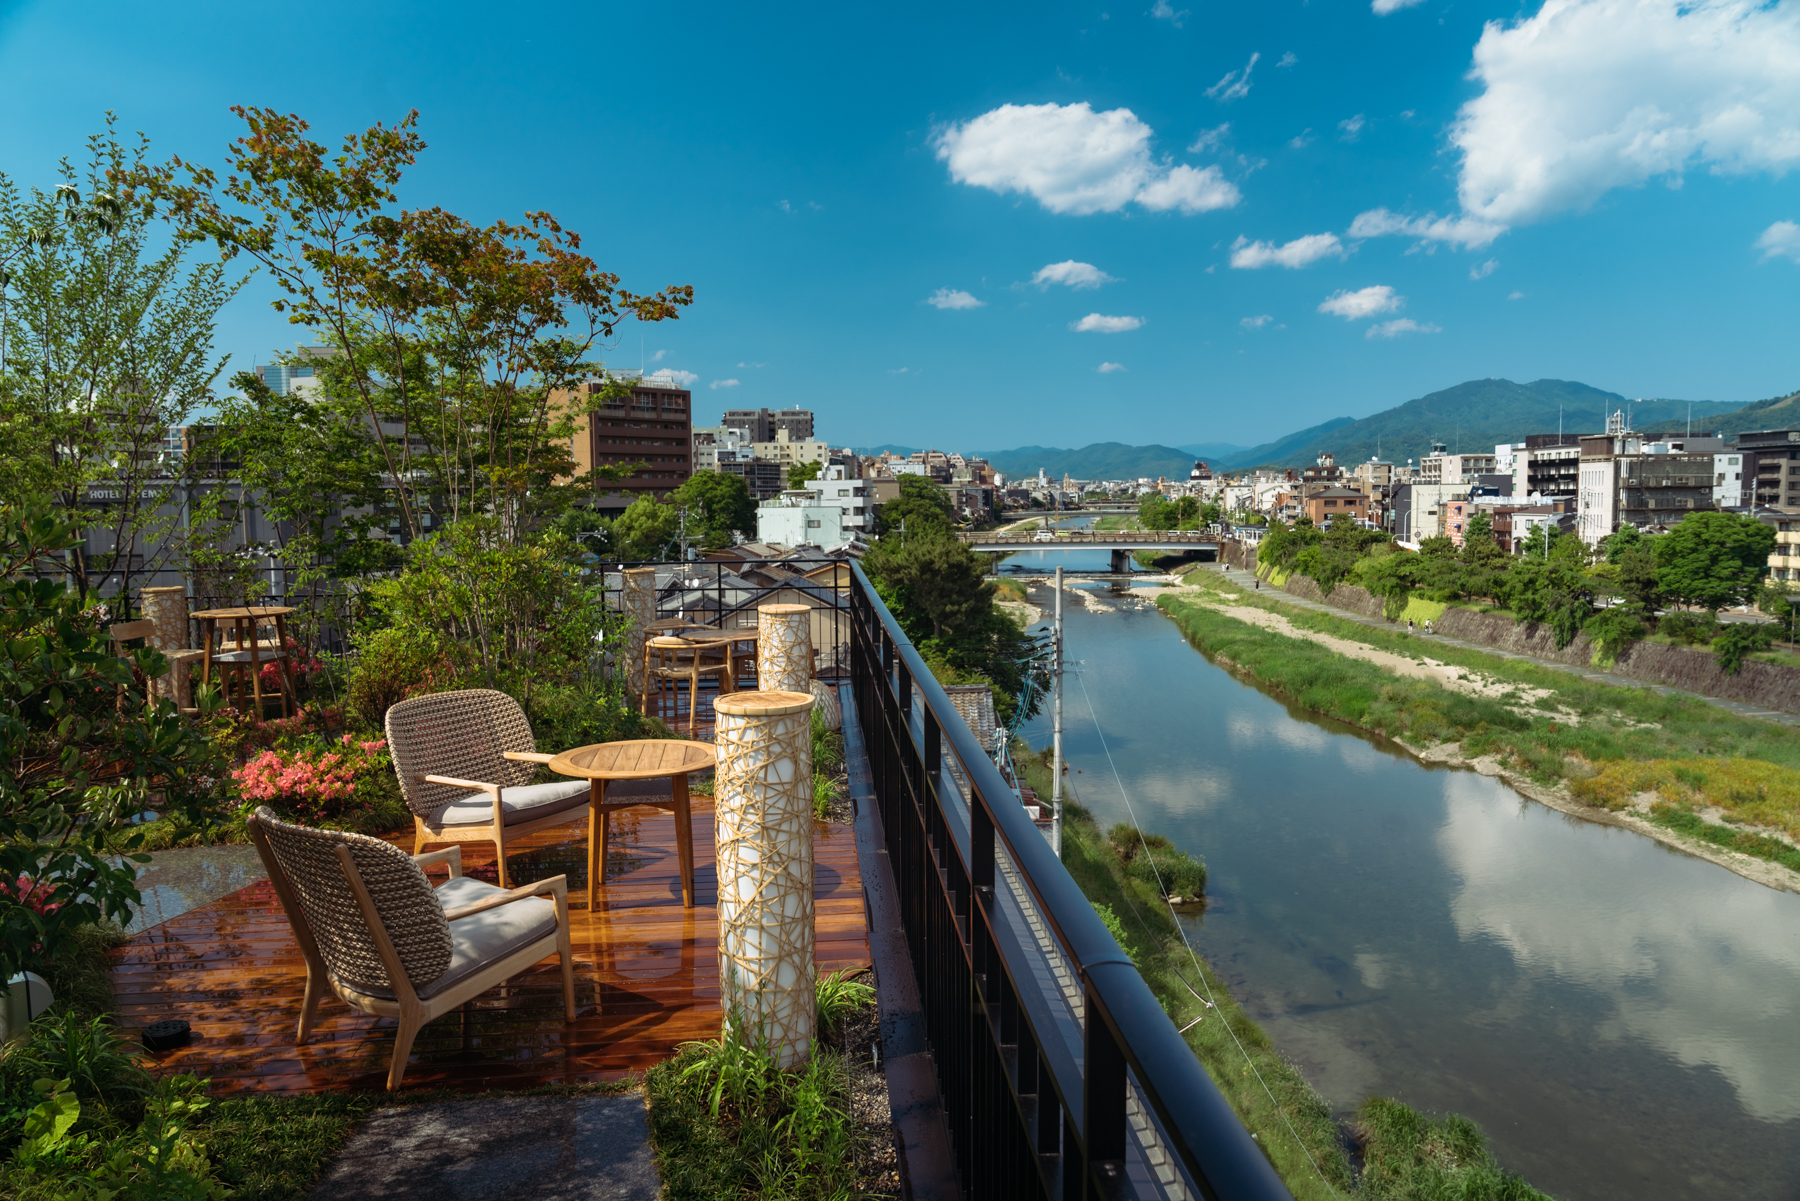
[846,560,1292,1201]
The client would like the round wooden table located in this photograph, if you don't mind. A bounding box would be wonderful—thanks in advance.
[548,739,715,909]
[191,605,298,718]
[681,628,760,692]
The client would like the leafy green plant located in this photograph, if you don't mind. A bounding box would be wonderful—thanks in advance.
[1713,622,1776,676]
[1581,606,1645,668]
[12,1012,148,1107]
[1357,1095,1552,1200]
[814,970,874,1038]
[811,772,841,821]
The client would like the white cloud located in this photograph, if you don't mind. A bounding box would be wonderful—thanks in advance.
[649,349,668,362]
[927,288,985,309]
[1372,0,1427,13]
[1509,290,1527,299]
[1205,52,1260,102]
[934,102,1241,216]
[1135,164,1241,213]
[660,369,699,387]
[1278,51,1298,67]
[1288,129,1315,149]
[736,360,769,368]
[1188,123,1231,153]
[1339,113,1366,141]
[1097,361,1128,372]
[1318,285,1403,319]
[1470,258,1500,279]
[1150,0,1189,27]
[1071,313,1145,333]
[1241,314,1274,329]
[1033,260,1117,289]
[1366,317,1441,338]
[1757,219,1800,262]
[1229,232,1345,269]
[709,378,740,389]
[1454,0,1800,228]
[1349,207,1507,248]
[887,367,914,374]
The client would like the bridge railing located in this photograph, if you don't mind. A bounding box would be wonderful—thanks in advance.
[848,560,1290,1200]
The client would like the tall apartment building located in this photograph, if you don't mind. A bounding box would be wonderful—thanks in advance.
[1715,451,1752,508]
[1576,413,1721,543]
[1768,515,1800,585]
[563,370,693,510]
[1420,443,1497,485]
[721,407,815,443]
[1503,433,1582,499]
[1739,429,1800,509]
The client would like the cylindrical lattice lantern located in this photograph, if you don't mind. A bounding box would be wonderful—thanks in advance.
[139,586,191,707]
[621,567,656,702]
[757,604,812,695]
[713,689,816,1067]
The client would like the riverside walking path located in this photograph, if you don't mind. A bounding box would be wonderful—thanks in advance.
[1198,563,1800,729]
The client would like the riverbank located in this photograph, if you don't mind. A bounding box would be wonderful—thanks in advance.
[1017,748,1555,1201]
[1149,570,1800,893]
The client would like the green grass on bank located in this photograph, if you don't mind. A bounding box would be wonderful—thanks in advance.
[1161,573,1800,860]
[1018,748,1554,1200]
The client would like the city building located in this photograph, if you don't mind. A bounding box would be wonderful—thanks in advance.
[1715,451,1752,508]
[1739,429,1800,509]
[1767,515,1800,585]
[717,457,786,501]
[721,407,815,443]
[1302,486,1368,525]
[755,490,851,548]
[1420,443,1498,485]
[750,427,832,471]
[1576,412,1719,543]
[809,464,870,533]
[563,369,694,511]
[1505,434,1582,500]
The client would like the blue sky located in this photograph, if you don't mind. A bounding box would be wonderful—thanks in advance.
[2,0,1797,450]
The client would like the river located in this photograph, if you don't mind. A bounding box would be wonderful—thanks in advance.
[1002,534,1800,1201]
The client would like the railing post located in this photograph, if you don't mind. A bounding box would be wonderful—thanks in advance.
[1083,980,1128,1200]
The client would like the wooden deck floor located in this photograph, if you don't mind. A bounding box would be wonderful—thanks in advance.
[108,803,869,1094]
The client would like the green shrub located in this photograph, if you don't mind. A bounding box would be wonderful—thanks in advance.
[1656,610,1718,646]
[1357,1096,1552,1200]
[1713,622,1777,676]
[344,627,469,727]
[1582,606,1645,668]
[1128,844,1207,899]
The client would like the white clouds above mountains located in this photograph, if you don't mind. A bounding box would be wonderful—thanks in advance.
[1071,313,1145,332]
[1033,261,1116,289]
[1318,285,1402,319]
[1367,318,1440,338]
[1349,207,1506,249]
[927,288,984,309]
[1757,220,1800,262]
[935,102,1241,215]
[1230,232,1344,268]
[1097,361,1128,372]
[709,378,740,390]
[1454,0,1800,227]
[1206,52,1260,102]
[1241,314,1274,329]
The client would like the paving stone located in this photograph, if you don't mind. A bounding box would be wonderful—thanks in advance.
[310,1093,659,1200]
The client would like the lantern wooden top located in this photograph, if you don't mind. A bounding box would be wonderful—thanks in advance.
[713,690,814,718]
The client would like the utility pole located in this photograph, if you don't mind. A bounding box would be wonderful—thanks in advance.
[1052,565,1064,857]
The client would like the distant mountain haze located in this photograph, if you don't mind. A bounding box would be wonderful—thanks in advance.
[978,443,1199,481]
[1640,386,1800,438]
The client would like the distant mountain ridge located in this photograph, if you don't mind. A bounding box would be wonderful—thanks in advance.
[978,442,1198,481]
[1218,379,1747,471]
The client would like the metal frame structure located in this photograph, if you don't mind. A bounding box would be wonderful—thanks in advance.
[846,559,1292,1200]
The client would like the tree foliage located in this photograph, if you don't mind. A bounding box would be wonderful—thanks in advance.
[0,499,223,979]
[669,471,755,550]
[876,475,953,540]
[1654,512,1775,611]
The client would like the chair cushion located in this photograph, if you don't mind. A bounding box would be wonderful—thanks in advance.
[426,779,590,828]
[342,875,559,1001]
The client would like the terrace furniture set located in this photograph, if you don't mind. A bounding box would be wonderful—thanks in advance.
[250,687,717,1089]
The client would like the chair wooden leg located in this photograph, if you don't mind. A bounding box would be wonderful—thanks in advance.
[387,1010,424,1091]
[296,965,327,1044]
[494,834,509,889]
[555,891,576,1020]
[673,778,695,909]
[686,671,700,735]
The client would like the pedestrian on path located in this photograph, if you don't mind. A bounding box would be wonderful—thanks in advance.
[1408,619,1415,635]
[1425,619,1433,636]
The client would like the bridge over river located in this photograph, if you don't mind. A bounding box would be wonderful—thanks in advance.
[958,529,1220,572]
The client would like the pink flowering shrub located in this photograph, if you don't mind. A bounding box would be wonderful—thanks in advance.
[0,874,62,917]
[232,736,390,823]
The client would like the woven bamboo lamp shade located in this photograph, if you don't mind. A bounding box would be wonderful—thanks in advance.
[757,604,812,694]
[712,688,816,1067]
[621,567,656,699]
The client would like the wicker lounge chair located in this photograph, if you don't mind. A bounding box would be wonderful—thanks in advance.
[246,807,576,1090]
[385,689,590,888]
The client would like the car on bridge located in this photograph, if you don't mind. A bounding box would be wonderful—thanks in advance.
[1032,529,1057,542]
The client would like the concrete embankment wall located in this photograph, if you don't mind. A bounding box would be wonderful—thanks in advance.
[1270,573,1800,716]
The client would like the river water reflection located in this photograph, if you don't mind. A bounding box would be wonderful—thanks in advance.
[1007,550,1800,1201]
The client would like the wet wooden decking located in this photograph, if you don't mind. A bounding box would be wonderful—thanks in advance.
[108,803,869,1094]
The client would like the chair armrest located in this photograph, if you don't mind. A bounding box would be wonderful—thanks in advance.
[502,751,556,764]
[413,846,464,878]
[421,774,501,795]
[442,874,568,921]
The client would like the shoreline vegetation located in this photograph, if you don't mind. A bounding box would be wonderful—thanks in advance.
[1016,749,1553,1200]
[1152,567,1800,892]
